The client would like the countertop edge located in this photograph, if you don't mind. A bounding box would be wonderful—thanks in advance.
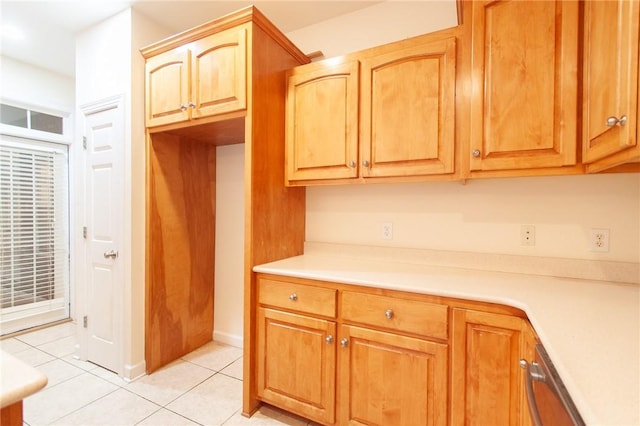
[1,350,48,409]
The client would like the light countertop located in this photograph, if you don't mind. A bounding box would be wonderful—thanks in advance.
[1,350,48,408]
[254,251,640,426]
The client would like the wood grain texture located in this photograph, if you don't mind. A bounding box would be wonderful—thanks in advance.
[582,0,639,166]
[256,273,534,425]
[1,401,23,426]
[341,291,448,340]
[467,0,579,173]
[338,325,448,426]
[361,36,456,178]
[258,277,337,318]
[451,308,526,426]
[257,308,336,424]
[145,48,190,127]
[285,60,360,182]
[146,132,216,373]
[143,9,307,405]
[242,22,307,416]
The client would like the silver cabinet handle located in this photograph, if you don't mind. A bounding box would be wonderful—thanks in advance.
[348,160,356,168]
[188,101,196,108]
[289,293,298,302]
[362,160,370,167]
[325,335,334,344]
[385,309,394,319]
[472,149,481,158]
[606,115,627,127]
[340,338,348,347]
[520,359,545,426]
[103,250,118,259]
[180,104,188,111]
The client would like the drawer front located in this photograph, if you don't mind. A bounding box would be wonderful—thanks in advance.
[259,278,337,318]
[341,291,448,339]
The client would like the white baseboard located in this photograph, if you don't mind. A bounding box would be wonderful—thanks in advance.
[213,330,243,349]
[123,359,146,382]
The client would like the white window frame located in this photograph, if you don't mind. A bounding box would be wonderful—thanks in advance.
[0,99,72,335]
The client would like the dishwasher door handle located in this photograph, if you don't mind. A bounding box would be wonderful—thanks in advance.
[520,359,545,426]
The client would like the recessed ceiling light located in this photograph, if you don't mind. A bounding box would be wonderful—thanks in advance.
[2,24,26,41]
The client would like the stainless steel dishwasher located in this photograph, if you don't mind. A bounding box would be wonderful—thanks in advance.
[520,344,585,426]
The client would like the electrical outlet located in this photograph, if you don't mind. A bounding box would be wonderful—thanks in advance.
[521,225,536,246]
[381,222,393,240]
[590,228,610,252]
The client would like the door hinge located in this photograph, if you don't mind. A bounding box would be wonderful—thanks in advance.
[83,315,88,328]
[83,136,87,149]
[83,226,87,239]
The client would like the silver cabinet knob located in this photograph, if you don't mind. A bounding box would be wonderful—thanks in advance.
[188,101,196,108]
[362,160,370,167]
[325,335,334,344]
[385,309,394,319]
[348,160,356,168]
[606,115,627,127]
[340,338,349,347]
[180,104,188,111]
[472,149,481,158]
[288,293,298,302]
[103,250,118,259]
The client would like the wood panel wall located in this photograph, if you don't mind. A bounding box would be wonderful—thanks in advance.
[242,22,307,415]
[146,133,217,372]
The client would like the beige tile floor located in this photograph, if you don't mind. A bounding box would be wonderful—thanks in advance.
[1,322,311,426]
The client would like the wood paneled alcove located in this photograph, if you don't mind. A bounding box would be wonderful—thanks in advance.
[141,8,309,406]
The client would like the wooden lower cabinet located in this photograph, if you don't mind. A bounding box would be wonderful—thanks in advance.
[338,325,448,426]
[256,275,537,425]
[451,308,535,426]
[257,307,336,424]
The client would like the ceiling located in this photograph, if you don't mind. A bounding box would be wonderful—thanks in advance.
[1,0,384,77]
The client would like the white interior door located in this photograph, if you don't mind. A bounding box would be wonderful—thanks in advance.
[82,99,123,373]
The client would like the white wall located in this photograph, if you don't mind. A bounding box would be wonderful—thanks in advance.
[306,174,640,263]
[214,144,245,347]
[129,6,173,379]
[0,56,74,113]
[287,1,640,264]
[287,1,458,58]
[75,8,170,378]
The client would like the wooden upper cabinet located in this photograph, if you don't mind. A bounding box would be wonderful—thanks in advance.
[582,0,640,169]
[145,27,247,128]
[145,48,191,127]
[361,37,456,178]
[190,29,247,120]
[285,60,360,182]
[285,32,457,185]
[467,0,579,172]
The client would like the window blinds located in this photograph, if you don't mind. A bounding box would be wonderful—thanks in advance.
[0,139,69,333]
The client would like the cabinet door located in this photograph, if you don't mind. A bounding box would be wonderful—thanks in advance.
[190,28,247,119]
[257,308,336,424]
[451,309,528,426]
[338,325,448,426]
[145,48,190,127]
[468,0,578,171]
[361,37,456,178]
[582,0,639,165]
[286,61,359,183]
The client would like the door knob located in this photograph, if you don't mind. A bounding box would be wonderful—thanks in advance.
[103,250,118,259]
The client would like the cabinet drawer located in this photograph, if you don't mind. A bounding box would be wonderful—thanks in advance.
[258,278,337,318]
[341,291,448,339]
